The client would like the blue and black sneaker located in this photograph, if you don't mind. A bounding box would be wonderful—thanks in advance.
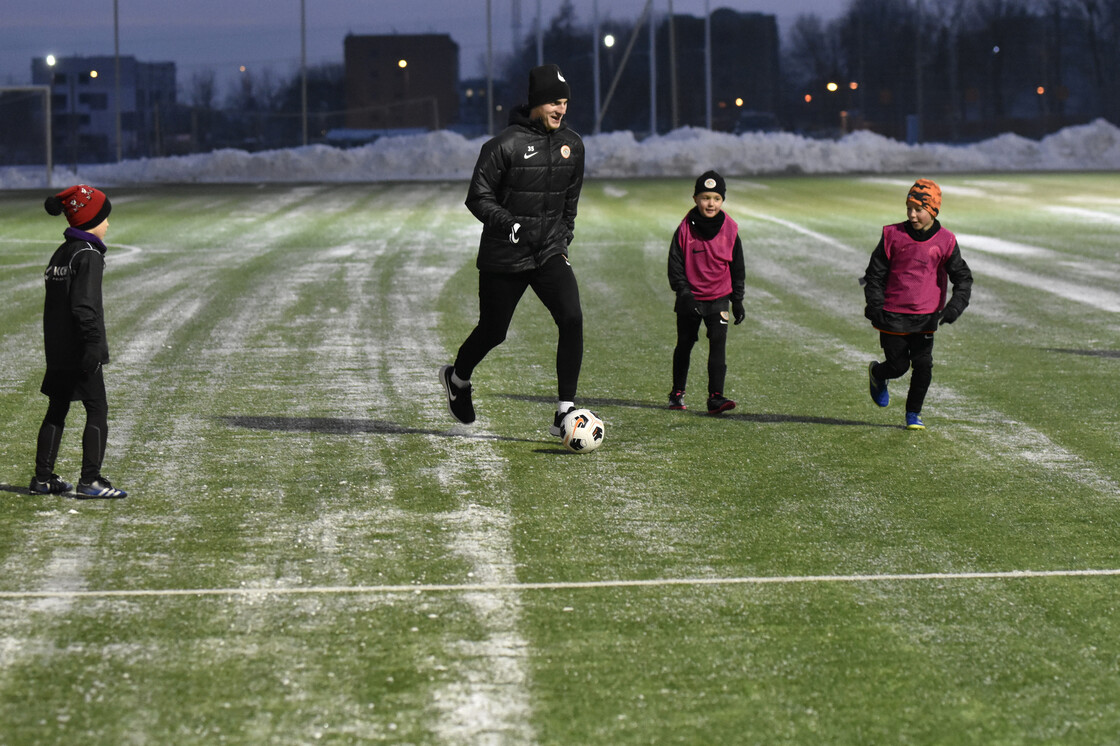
[868,361,889,407]
[905,412,926,430]
[75,476,127,499]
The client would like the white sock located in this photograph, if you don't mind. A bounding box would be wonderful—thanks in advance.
[451,371,469,388]
[558,400,574,414]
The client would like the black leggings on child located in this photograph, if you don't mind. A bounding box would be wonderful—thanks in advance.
[35,396,109,483]
[672,309,728,395]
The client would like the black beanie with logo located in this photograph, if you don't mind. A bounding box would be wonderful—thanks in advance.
[528,64,571,108]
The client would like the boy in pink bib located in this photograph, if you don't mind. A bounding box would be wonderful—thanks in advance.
[667,170,746,414]
[862,179,973,429]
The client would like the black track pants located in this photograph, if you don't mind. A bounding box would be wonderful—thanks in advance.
[873,331,935,414]
[455,255,583,401]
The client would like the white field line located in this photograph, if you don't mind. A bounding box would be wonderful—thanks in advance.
[396,198,535,742]
[1045,205,1120,225]
[3,567,1119,599]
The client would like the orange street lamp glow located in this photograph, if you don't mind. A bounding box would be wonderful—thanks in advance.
[1036,86,1045,95]
[735,98,744,107]
[804,94,813,103]
[849,81,859,90]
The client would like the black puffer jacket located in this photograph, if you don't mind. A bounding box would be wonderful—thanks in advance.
[465,105,585,273]
[43,230,109,371]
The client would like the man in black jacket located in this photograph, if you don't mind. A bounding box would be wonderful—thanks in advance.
[440,64,586,436]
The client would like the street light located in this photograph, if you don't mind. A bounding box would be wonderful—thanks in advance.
[603,34,615,48]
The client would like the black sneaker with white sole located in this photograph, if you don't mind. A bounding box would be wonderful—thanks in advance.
[439,365,475,424]
[550,406,575,437]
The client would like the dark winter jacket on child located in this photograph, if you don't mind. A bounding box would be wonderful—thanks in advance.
[863,219,972,334]
[43,227,110,372]
[667,207,745,311]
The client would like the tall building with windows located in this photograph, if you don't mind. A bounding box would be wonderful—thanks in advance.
[31,55,176,162]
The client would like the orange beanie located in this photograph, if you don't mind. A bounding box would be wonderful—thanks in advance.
[906,178,941,216]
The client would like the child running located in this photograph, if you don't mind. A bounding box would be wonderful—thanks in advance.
[863,178,973,430]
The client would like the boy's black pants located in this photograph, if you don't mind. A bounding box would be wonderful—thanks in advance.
[873,331,935,413]
[672,305,729,395]
[35,396,109,483]
[455,255,583,402]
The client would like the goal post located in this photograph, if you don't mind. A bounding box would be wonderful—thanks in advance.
[0,86,53,187]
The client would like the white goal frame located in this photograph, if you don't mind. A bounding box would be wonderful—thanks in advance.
[0,86,52,186]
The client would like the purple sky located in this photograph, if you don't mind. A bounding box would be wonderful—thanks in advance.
[1,0,842,91]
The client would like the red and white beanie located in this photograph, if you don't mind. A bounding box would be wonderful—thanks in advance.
[44,184,112,230]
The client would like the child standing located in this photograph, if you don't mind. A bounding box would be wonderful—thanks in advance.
[863,178,972,430]
[667,170,746,414]
[30,185,127,498]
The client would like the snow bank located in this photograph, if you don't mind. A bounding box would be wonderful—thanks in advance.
[4,118,1119,189]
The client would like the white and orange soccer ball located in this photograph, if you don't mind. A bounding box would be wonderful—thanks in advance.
[560,408,605,453]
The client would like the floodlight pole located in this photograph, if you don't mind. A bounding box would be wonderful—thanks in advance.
[45,86,53,186]
[704,0,712,130]
[114,0,122,162]
[535,0,543,65]
[649,5,656,135]
[300,0,308,146]
[486,0,494,136]
[593,0,602,134]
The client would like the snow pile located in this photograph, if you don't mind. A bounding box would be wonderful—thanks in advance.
[3,118,1118,189]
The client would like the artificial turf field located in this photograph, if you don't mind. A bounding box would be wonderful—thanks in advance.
[0,174,1118,744]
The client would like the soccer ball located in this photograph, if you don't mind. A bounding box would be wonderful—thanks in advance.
[561,408,605,453]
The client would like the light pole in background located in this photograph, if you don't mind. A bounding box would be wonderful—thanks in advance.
[114,0,122,161]
[300,0,308,146]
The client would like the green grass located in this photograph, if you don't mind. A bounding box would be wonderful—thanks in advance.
[1,175,1119,744]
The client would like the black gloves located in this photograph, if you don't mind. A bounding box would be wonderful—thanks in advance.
[732,300,745,325]
[939,306,960,325]
[864,305,885,327]
[678,290,702,317]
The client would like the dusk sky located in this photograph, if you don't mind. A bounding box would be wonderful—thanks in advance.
[2,0,843,91]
